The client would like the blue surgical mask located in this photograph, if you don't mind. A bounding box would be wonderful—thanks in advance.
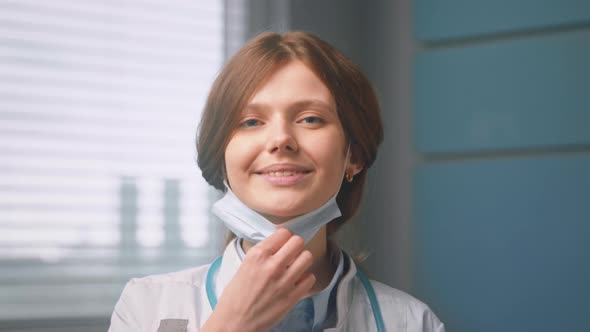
[212,146,350,244]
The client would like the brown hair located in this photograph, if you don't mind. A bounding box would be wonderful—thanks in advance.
[197,31,383,236]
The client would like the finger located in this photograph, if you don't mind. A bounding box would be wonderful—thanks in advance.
[272,234,305,266]
[283,249,314,284]
[254,228,292,256]
[290,272,316,301]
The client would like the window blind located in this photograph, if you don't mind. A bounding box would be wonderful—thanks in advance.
[0,0,229,320]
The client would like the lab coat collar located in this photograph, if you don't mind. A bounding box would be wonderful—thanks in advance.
[214,239,242,298]
[333,251,357,329]
[213,238,359,329]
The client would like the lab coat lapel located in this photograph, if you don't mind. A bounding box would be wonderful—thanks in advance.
[214,239,243,302]
[323,254,360,331]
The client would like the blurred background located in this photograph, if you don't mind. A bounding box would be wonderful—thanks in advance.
[1,0,589,331]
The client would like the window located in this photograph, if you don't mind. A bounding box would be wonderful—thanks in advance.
[0,0,234,320]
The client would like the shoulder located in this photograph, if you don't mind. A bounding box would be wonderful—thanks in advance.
[340,252,445,331]
[116,264,210,307]
[109,264,211,331]
[126,264,210,288]
[368,279,430,314]
[368,280,445,332]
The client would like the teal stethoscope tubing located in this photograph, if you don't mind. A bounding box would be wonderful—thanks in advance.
[206,256,385,332]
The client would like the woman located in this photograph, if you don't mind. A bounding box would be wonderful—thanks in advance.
[109,31,445,332]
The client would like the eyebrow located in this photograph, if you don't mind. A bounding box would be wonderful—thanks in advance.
[243,99,335,113]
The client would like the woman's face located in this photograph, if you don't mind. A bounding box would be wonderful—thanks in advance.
[224,60,350,223]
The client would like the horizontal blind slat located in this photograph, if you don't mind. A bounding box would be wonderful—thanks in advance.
[0,0,227,321]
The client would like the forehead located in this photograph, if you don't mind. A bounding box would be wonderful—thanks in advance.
[247,60,336,109]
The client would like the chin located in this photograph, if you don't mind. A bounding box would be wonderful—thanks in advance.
[256,208,305,223]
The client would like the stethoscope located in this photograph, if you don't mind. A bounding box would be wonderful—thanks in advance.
[206,256,385,332]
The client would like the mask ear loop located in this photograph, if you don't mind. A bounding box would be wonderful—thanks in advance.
[335,144,351,195]
[220,158,231,191]
[344,145,354,183]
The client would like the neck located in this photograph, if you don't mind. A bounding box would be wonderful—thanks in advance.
[241,226,336,294]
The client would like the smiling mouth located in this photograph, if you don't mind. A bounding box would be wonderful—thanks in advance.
[255,163,313,176]
[256,169,312,186]
[254,165,313,185]
[262,170,312,177]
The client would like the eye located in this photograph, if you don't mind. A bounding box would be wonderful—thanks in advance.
[239,118,262,128]
[300,116,324,125]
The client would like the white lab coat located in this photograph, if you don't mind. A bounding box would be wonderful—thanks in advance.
[109,239,445,332]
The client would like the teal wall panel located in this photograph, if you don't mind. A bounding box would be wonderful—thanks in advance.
[414,30,590,153]
[413,154,590,332]
[414,0,590,41]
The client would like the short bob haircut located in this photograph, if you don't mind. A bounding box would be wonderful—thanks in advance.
[197,31,383,236]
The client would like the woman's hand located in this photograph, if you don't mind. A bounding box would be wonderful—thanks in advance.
[202,228,316,332]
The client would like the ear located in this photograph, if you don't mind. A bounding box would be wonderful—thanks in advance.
[347,158,364,177]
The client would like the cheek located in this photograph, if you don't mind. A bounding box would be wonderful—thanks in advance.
[224,136,256,179]
[319,154,347,182]
[304,137,347,178]
[223,142,240,179]
[309,129,347,162]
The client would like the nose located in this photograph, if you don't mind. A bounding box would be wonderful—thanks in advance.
[265,118,298,153]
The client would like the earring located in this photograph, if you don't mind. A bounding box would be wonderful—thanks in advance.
[345,171,354,183]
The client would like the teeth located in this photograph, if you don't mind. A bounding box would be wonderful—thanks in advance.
[267,171,302,177]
